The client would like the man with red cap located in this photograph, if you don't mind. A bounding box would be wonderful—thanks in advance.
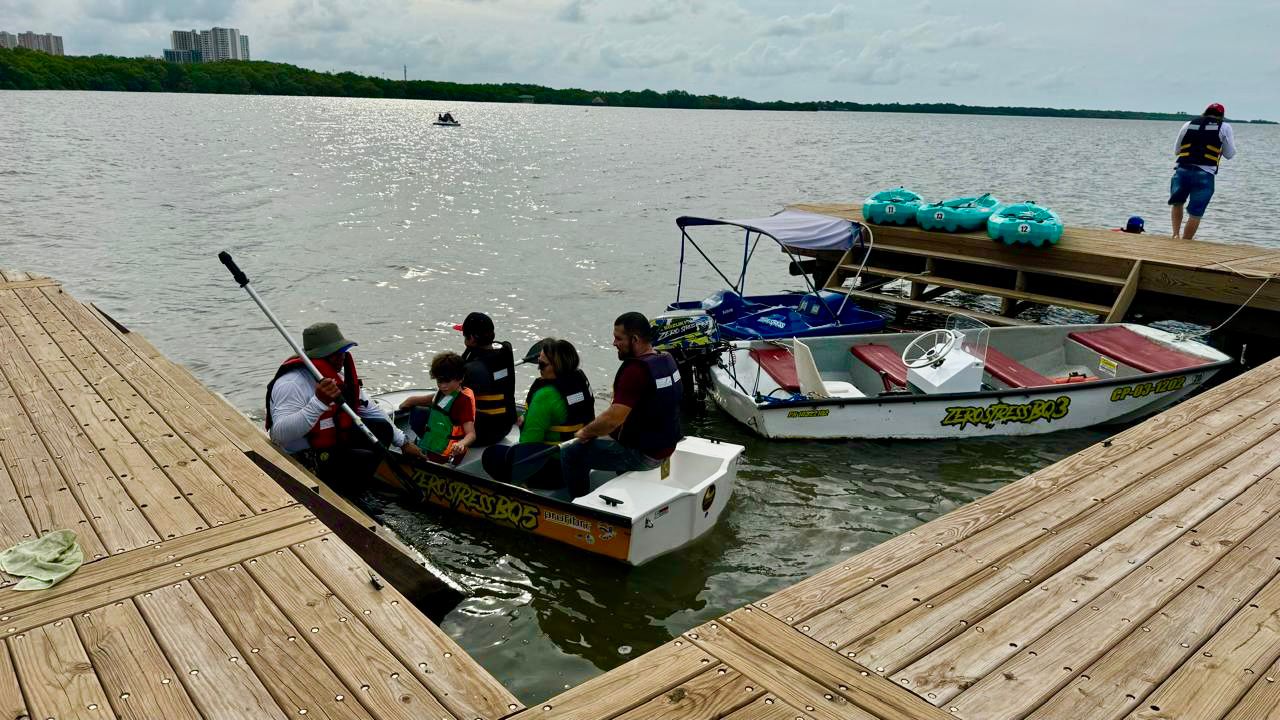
[1169,102,1236,240]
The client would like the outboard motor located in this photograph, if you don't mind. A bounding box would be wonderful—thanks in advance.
[651,312,725,413]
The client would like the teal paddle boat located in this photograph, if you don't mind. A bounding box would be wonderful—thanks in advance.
[987,202,1064,247]
[916,193,1002,232]
[862,187,923,225]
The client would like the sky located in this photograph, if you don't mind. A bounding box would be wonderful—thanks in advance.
[3,0,1279,119]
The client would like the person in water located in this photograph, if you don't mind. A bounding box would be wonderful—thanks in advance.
[1170,103,1236,240]
[561,312,683,499]
[265,322,423,484]
[457,312,518,445]
[400,351,477,463]
[482,338,594,487]
[1113,216,1145,234]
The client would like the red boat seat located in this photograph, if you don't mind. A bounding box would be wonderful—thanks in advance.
[979,346,1054,388]
[749,347,799,392]
[1067,326,1205,374]
[850,344,908,389]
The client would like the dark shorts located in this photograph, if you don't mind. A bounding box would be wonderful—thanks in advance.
[1168,165,1215,217]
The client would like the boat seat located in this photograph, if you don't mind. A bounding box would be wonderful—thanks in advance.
[749,347,800,392]
[1067,326,1205,374]
[794,338,864,399]
[979,346,1055,388]
[850,344,908,389]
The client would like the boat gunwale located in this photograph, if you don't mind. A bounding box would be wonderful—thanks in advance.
[720,358,1233,411]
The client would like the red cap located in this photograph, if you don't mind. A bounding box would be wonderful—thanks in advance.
[452,323,464,331]
[1206,102,1225,116]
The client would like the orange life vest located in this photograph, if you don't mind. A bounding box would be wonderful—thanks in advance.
[264,354,362,450]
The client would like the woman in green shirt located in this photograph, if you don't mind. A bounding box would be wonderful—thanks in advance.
[482,339,594,488]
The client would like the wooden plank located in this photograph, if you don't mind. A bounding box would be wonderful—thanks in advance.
[722,605,951,720]
[1130,573,1280,720]
[1029,516,1280,719]
[0,514,328,637]
[0,290,207,540]
[0,640,29,720]
[9,618,113,719]
[0,270,30,283]
[0,455,36,553]
[16,288,254,526]
[190,563,377,720]
[1222,654,1280,720]
[74,599,201,720]
[857,411,1280,682]
[0,278,60,290]
[828,287,1037,326]
[759,357,1280,624]
[847,264,1113,314]
[38,286,293,515]
[947,474,1280,720]
[243,545,456,720]
[760,359,1280,625]
[722,694,816,720]
[293,533,518,719]
[0,321,160,554]
[505,639,719,719]
[802,384,1280,650]
[612,664,765,720]
[134,581,290,720]
[684,620,876,720]
[1106,259,1144,323]
[0,330,108,560]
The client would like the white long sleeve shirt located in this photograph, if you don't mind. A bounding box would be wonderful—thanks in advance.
[268,368,405,454]
[1174,120,1236,175]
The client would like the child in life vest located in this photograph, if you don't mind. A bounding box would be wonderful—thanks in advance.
[399,352,477,463]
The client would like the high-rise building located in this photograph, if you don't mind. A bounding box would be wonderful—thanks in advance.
[0,31,64,55]
[164,27,249,63]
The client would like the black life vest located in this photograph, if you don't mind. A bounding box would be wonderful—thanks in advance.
[264,354,362,450]
[463,342,517,443]
[1176,115,1224,168]
[526,370,595,445]
[613,352,683,455]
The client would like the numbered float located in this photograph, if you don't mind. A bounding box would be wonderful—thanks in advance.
[917,193,1003,232]
[988,202,1064,247]
[708,318,1231,440]
[862,187,924,226]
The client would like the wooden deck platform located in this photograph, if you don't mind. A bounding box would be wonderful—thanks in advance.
[514,354,1280,719]
[0,270,521,720]
[788,203,1280,344]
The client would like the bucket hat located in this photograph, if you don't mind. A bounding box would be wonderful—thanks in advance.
[302,322,357,359]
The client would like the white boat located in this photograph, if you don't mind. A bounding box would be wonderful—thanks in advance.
[709,320,1232,440]
[369,390,743,565]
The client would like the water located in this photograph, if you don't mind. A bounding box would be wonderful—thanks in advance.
[2,91,1277,701]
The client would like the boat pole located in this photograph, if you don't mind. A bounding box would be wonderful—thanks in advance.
[218,251,383,448]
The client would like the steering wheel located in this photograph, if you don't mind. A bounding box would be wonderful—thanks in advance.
[902,329,959,369]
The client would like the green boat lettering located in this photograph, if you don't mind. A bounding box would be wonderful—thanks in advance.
[942,396,1071,430]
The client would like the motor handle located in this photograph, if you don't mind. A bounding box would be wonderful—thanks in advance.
[218,251,250,287]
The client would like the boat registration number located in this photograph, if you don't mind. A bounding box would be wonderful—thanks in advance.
[1109,376,1186,402]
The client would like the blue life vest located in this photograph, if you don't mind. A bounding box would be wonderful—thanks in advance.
[613,352,683,455]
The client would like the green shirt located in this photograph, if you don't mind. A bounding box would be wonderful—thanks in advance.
[520,385,568,444]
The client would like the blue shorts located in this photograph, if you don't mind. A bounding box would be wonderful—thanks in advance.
[1168,165,1215,217]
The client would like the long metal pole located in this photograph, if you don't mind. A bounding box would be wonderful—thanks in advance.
[218,251,381,447]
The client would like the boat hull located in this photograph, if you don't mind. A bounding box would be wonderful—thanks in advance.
[712,368,1214,439]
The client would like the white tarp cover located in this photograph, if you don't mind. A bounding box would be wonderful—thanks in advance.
[678,209,858,251]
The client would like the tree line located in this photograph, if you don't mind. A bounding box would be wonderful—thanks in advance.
[1,48,1272,123]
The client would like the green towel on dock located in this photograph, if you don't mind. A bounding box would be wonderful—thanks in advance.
[0,530,83,591]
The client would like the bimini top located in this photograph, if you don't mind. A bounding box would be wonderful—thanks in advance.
[676,209,860,251]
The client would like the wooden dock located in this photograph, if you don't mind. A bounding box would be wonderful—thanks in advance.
[0,270,521,719]
[512,354,1280,719]
[788,203,1280,347]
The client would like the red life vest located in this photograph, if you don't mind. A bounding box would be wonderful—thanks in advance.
[264,354,362,450]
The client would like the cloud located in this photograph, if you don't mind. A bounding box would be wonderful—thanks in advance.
[599,42,689,69]
[936,60,981,86]
[764,5,850,36]
[284,0,353,33]
[618,0,696,25]
[84,0,236,23]
[912,21,1003,51]
[556,0,592,23]
[830,39,906,85]
[729,39,823,77]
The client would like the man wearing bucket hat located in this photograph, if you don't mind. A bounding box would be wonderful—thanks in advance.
[1169,102,1236,240]
[265,322,422,482]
